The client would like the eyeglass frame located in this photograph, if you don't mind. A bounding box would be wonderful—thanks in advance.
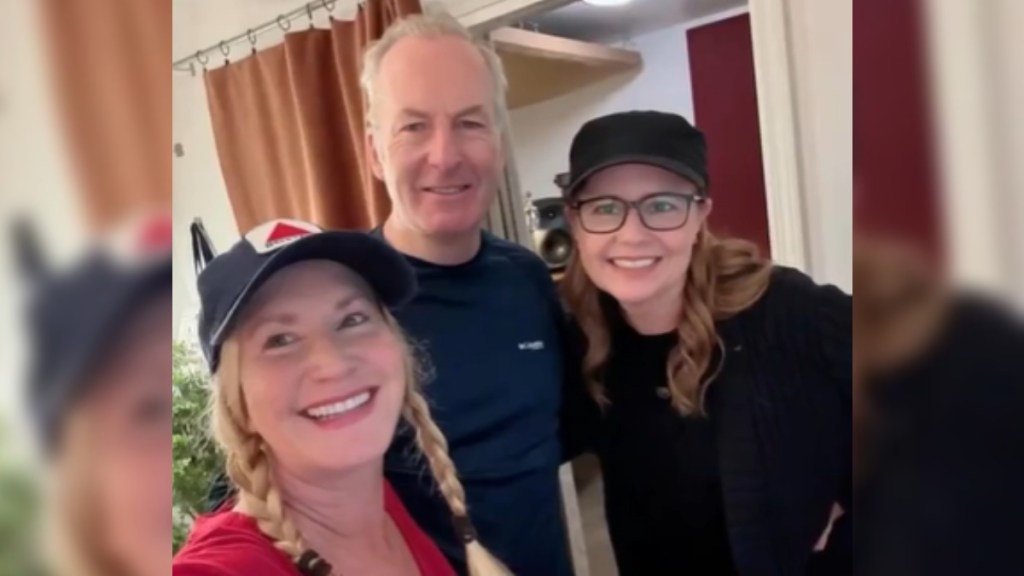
[568,191,709,234]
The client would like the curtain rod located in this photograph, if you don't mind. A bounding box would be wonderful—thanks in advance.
[171,0,351,74]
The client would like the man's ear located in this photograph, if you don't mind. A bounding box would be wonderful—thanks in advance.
[365,127,385,181]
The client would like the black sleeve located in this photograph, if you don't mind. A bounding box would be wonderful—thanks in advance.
[813,279,853,514]
[808,274,854,572]
[770,267,853,511]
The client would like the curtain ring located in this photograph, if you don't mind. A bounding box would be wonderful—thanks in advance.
[218,41,231,65]
[246,29,257,54]
[195,50,210,72]
[306,3,315,28]
[323,0,337,13]
[277,14,292,31]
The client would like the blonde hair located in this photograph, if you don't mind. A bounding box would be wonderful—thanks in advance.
[210,310,509,576]
[562,227,772,416]
[360,10,509,132]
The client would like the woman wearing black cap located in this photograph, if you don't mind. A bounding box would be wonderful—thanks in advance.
[172,219,507,576]
[20,212,174,576]
[559,111,851,575]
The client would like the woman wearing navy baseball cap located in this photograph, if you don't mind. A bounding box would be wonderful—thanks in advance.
[559,111,851,575]
[19,212,173,576]
[172,219,507,576]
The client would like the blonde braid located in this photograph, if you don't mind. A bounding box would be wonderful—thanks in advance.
[380,308,510,575]
[401,388,468,516]
[210,340,307,561]
[401,386,512,576]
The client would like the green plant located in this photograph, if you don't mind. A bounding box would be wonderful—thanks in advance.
[0,419,46,576]
[172,341,221,552]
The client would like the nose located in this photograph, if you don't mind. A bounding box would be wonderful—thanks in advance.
[304,333,357,383]
[426,124,461,171]
[615,205,651,243]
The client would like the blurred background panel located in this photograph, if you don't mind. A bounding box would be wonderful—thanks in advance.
[855,0,1024,308]
[0,1,171,574]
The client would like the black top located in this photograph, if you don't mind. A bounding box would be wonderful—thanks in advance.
[562,266,852,576]
[597,298,737,575]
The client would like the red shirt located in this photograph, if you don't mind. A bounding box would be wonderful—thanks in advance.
[173,481,455,576]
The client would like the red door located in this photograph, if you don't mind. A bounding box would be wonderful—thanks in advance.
[854,0,943,261]
[687,14,772,256]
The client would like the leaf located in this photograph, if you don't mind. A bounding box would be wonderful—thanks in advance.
[171,340,222,553]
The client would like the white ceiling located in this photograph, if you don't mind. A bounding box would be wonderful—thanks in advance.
[522,0,747,43]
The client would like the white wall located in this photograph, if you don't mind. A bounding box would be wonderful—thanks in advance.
[786,0,853,291]
[508,22,696,200]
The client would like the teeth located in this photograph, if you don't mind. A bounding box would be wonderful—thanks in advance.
[612,258,657,269]
[427,186,466,194]
[305,392,371,419]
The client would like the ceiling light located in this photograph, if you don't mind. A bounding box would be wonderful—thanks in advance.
[582,0,632,6]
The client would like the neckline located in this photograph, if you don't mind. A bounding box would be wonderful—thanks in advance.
[373,227,490,271]
[601,292,678,342]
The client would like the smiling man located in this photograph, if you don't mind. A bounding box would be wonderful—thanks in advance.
[359,11,573,576]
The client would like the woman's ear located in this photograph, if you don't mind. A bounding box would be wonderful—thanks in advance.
[697,197,713,224]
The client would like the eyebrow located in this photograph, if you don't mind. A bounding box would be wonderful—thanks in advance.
[245,294,370,335]
[397,105,489,119]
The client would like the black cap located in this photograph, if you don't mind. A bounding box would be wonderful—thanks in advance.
[563,110,709,198]
[195,219,417,372]
[19,213,173,453]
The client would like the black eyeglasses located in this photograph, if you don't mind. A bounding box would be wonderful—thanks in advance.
[570,192,706,234]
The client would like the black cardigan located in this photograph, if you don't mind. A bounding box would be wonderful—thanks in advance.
[561,266,852,576]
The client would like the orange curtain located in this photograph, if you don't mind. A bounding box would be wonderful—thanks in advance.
[38,0,172,230]
[203,0,421,233]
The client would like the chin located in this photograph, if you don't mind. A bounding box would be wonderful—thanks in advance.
[594,273,669,305]
[605,285,660,307]
[422,212,486,236]
[305,438,391,473]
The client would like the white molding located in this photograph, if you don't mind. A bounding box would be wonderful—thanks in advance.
[747,0,809,270]
[681,6,751,32]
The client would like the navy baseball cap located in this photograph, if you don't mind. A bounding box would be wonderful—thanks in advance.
[195,218,417,372]
[562,110,709,198]
[18,212,173,453]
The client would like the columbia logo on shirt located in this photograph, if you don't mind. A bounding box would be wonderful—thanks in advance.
[518,340,545,351]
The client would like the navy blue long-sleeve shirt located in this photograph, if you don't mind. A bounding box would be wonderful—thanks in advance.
[379,230,572,576]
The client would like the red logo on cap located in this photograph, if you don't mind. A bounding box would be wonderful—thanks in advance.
[244,219,323,254]
[137,216,173,252]
[265,222,312,248]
